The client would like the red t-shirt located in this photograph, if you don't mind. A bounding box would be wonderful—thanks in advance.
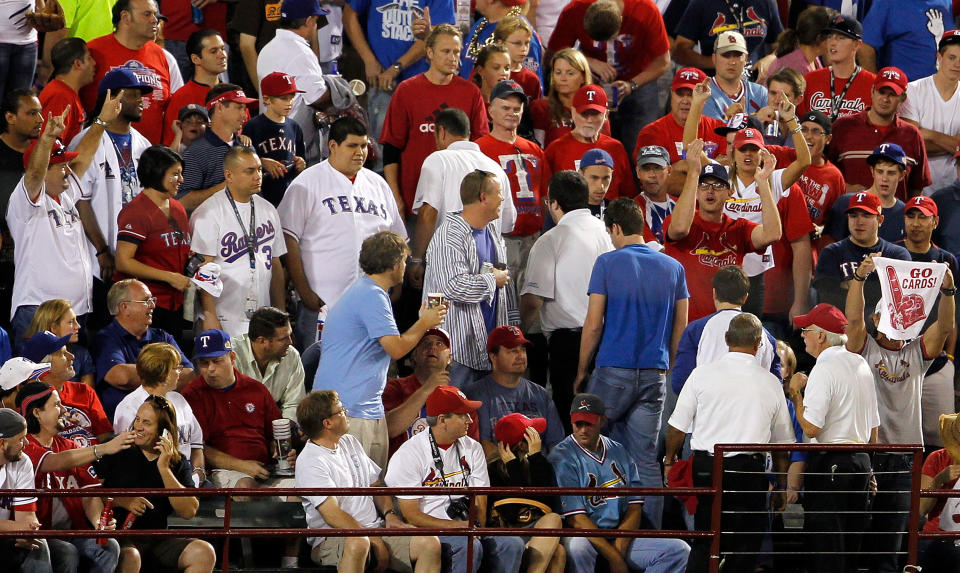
[796,160,846,226]
[57,380,112,447]
[548,0,669,82]
[182,370,282,465]
[38,79,86,146]
[827,112,932,201]
[476,134,550,236]
[634,113,727,164]
[763,185,815,315]
[922,448,959,532]
[80,34,172,144]
[162,80,214,146]
[382,375,480,457]
[510,68,542,99]
[380,74,490,214]
[798,67,876,119]
[663,212,761,321]
[529,97,612,147]
[24,434,100,530]
[161,1,228,40]
[545,132,637,198]
[114,193,191,311]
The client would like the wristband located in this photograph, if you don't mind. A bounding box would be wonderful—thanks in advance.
[383,509,399,517]
[852,272,867,282]
[791,125,802,134]
[96,247,109,256]
[93,444,101,460]
[940,287,957,296]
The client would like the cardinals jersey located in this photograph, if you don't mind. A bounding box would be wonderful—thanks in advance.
[548,434,643,528]
[858,335,933,445]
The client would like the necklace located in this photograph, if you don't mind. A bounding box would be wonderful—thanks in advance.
[467,7,522,59]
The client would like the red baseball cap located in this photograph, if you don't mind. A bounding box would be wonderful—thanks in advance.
[22,138,78,170]
[260,72,306,97]
[573,84,607,114]
[486,325,531,352]
[672,67,707,92]
[793,303,848,335]
[845,191,882,215]
[425,386,482,416]
[874,67,908,95]
[207,89,258,109]
[732,127,766,151]
[494,413,547,446]
[422,327,451,347]
[906,195,938,217]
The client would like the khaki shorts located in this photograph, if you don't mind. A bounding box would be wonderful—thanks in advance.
[311,534,413,573]
[346,416,389,470]
[210,469,297,500]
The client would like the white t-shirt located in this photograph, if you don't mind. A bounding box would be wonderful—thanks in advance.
[315,4,344,63]
[113,387,203,459]
[0,456,37,521]
[68,126,152,278]
[0,0,37,45]
[724,168,786,276]
[384,430,488,520]
[522,209,614,332]
[694,308,776,373]
[190,189,287,338]
[6,177,93,319]
[803,345,881,444]
[670,352,796,455]
[859,336,932,444]
[900,75,960,193]
[295,435,381,547]
[413,140,516,234]
[278,161,406,308]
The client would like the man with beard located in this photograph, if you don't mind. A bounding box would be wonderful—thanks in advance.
[545,85,636,199]
[0,408,54,573]
[231,307,304,421]
[828,67,932,199]
[70,69,154,285]
[19,381,134,573]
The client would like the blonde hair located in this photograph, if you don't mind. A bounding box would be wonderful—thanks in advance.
[136,343,182,388]
[493,15,532,42]
[548,48,592,120]
[25,299,73,340]
[776,340,797,381]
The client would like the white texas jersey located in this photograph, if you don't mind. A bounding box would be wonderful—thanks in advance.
[278,161,406,308]
[6,177,93,319]
[69,126,151,278]
[190,189,287,338]
[413,140,516,234]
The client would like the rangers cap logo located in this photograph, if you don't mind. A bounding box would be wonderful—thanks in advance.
[680,70,698,80]
[882,69,901,81]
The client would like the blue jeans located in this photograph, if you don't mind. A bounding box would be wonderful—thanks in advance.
[563,535,690,573]
[448,361,490,389]
[0,42,38,97]
[439,535,482,573]
[612,81,661,160]
[48,537,120,573]
[20,538,54,573]
[588,366,667,528]
[367,88,393,173]
[294,301,319,354]
[867,453,913,573]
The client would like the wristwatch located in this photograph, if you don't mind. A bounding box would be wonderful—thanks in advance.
[93,118,108,128]
[391,62,403,73]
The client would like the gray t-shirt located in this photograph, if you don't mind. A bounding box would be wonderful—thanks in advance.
[860,336,933,444]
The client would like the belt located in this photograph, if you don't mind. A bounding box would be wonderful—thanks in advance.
[694,451,764,462]
[551,327,583,334]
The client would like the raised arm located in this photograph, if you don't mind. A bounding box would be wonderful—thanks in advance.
[921,266,955,357]
[844,254,873,353]
[665,139,703,242]
[779,98,811,188]
[23,110,66,201]
[750,149,783,249]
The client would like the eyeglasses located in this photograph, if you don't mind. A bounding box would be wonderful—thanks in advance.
[327,407,348,419]
[124,297,157,307]
[800,126,826,136]
[698,182,728,190]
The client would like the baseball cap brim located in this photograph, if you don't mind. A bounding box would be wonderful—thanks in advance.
[423,328,451,347]
[874,81,905,95]
[637,155,669,167]
[906,204,937,216]
[449,398,482,414]
[845,204,881,215]
[194,348,232,360]
[825,27,860,40]
[571,412,602,425]
[575,103,606,114]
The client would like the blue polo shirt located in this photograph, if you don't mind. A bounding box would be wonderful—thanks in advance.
[931,182,960,255]
[179,129,233,198]
[314,275,400,419]
[93,320,193,419]
[587,243,688,370]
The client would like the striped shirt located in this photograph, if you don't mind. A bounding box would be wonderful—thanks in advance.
[179,129,233,198]
[424,213,518,370]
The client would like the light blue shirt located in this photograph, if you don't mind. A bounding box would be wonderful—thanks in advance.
[701,77,768,121]
[314,275,400,419]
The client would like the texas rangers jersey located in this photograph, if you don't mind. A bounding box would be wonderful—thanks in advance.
[0,455,37,521]
[68,126,152,278]
[858,335,933,445]
[190,189,287,337]
[6,177,93,319]
[384,430,489,520]
[547,434,642,528]
[278,161,406,309]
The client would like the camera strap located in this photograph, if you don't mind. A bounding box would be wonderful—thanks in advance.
[428,429,468,488]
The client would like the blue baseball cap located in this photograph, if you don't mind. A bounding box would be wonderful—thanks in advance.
[21,331,72,364]
[866,143,908,168]
[194,329,233,360]
[699,163,730,187]
[98,68,155,97]
[579,148,614,169]
[280,0,330,20]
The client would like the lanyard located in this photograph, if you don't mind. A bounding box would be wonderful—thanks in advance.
[428,429,468,486]
[225,189,257,270]
[828,66,861,122]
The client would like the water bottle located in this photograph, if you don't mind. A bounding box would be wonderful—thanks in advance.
[765,110,780,138]
[315,304,328,344]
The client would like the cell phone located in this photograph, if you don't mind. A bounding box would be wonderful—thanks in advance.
[162,429,172,442]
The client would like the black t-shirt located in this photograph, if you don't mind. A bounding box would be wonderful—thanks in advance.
[95,447,194,531]
[0,138,25,235]
[241,114,305,207]
[228,0,281,53]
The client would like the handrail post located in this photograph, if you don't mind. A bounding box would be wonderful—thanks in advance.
[709,446,724,573]
[466,490,476,573]
[906,446,924,570]
[222,494,232,573]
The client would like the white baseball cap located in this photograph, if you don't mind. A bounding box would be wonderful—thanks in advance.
[0,357,51,391]
[715,31,748,55]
